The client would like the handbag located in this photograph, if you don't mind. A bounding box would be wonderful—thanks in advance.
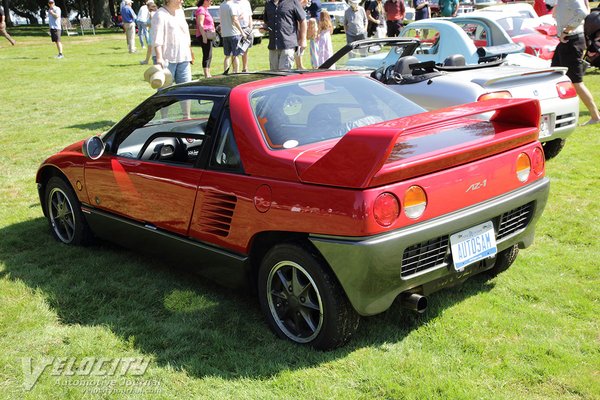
[205,30,216,40]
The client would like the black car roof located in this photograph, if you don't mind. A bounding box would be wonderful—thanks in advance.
[157,71,322,97]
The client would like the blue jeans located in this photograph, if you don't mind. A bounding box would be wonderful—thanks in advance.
[167,61,192,85]
[137,21,149,47]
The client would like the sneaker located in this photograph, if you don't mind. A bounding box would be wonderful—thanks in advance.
[140,60,148,65]
[56,54,64,59]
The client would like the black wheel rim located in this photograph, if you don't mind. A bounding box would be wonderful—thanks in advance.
[266,261,324,343]
[48,188,76,243]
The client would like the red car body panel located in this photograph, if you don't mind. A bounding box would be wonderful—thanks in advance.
[37,72,550,317]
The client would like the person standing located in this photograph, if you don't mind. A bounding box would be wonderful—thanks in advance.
[316,9,333,66]
[137,0,150,49]
[140,0,158,64]
[152,0,193,85]
[47,0,63,58]
[413,0,430,20]
[344,0,367,44]
[219,0,246,73]
[384,0,405,37]
[0,6,16,46]
[552,0,600,125]
[195,0,216,77]
[438,0,458,17]
[366,0,385,37]
[122,0,138,53]
[235,0,253,72]
[264,0,307,71]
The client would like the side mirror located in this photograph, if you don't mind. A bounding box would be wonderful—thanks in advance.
[82,136,105,160]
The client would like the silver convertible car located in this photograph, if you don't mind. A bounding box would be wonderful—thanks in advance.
[321,38,579,159]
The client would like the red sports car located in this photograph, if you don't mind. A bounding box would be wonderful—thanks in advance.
[37,71,549,349]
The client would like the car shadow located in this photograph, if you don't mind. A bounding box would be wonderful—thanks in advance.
[0,218,496,379]
[67,120,116,131]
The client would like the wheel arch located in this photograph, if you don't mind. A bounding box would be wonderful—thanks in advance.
[37,165,70,217]
[248,231,338,293]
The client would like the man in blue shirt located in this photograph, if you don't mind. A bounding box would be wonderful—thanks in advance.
[264,0,307,70]
[121,0,138,53]
[413,0,430,20]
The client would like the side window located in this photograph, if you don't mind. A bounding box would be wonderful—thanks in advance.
[115,98,215,165]
[209,111,243,172]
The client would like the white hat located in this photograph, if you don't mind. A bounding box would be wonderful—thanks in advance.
[144,65,174,89]
[349,0,360,4]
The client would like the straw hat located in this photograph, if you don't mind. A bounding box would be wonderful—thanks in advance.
[143,65,173,89]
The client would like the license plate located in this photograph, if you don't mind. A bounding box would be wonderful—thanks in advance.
[450,221,497,270]
[538,114,553,139]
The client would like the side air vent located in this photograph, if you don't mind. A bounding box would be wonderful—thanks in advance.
[198,192,237,237]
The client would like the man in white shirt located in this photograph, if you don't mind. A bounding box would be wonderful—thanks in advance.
[47,0,63,58]
[235,0,253,72]
[219,0,247,73]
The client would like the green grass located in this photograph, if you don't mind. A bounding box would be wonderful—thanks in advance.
[1,31,599,400]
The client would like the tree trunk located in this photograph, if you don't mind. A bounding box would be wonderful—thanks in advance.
[92,0,111,27]
[2,0,12,27]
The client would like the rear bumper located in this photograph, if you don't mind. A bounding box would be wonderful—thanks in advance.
[309,177,550,316]
[538,96,579,142]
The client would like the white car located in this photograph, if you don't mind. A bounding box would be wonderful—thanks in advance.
[400,18,551,67]
[320,38,579,159]
[321,1,348,32]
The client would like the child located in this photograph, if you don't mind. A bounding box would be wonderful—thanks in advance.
[316,10,334,67]
[307,18,319,69]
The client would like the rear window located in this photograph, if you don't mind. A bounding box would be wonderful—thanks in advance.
[250,75,425,149]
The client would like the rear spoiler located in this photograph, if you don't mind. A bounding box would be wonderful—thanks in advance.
[476,67,567,87]
[297,98,540,188]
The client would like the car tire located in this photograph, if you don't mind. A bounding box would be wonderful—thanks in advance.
[45,176,92,245]
[542,138,566,160]
[487,244,519,277]
[258,243,360,350]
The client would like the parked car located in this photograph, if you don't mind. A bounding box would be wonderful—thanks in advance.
[184,6,264,47]
[321,38,579,159]
[321,1,348,32]
[463,11,559,60]
[400,17,551,67]
[38,71,549,349]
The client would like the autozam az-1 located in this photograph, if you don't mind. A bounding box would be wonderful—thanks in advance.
[37,71,549,349]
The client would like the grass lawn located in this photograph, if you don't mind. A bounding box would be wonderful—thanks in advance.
[0,27,599,400]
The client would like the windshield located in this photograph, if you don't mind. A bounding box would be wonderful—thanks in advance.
[327,42,415,71]
[250,75,425,149]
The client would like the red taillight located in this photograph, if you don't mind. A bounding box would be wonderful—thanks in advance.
[477,91,512,102]
[556,81,576,99]
[532,147,545,176]
[374,193,400,227]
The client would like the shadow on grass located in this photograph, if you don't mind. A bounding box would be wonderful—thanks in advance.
[67,120,116,131]
[0,218,495,379]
